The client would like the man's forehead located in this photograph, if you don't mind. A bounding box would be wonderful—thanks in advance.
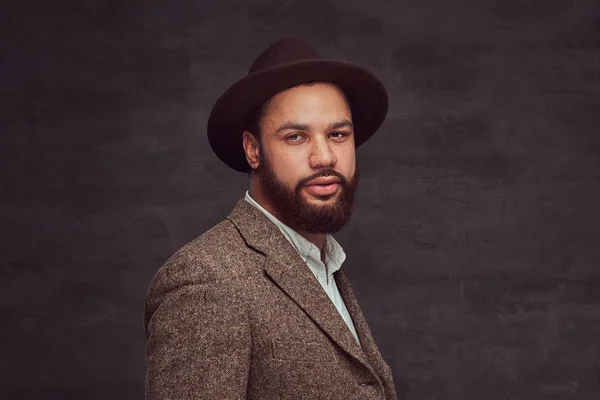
[266,82,347,107]
[267,88,351,118]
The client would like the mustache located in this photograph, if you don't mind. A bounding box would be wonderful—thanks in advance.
[298,169,348,187]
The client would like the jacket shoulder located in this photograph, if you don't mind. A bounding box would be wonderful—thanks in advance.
[152,217,260,281]
[144,217,262,329]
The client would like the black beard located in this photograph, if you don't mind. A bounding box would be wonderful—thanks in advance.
[257,149,360,234]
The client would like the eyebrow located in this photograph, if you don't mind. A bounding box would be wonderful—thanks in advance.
[275,119,354,135]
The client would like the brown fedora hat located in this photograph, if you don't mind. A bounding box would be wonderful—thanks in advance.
[207,36,389,172]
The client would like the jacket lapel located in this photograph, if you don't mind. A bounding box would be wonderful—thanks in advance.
[263,254,371,368]
[336,270,396,393]
[227,198,373,371]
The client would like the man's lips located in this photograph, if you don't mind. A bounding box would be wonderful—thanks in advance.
[305,180,340,196]
[305,177,341,186]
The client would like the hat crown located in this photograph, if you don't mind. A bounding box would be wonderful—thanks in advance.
[248,37,321,74]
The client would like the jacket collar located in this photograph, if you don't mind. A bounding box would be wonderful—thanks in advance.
[243,190,346,273]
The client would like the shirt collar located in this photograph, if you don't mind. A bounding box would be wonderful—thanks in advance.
[244,190,346,275]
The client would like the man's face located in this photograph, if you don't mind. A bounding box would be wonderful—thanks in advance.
[255,82,359,234]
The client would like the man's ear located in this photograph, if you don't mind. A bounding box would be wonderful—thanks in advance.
[242,130,260,170]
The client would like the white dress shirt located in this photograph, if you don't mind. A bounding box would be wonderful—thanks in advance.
[244,190,360,344]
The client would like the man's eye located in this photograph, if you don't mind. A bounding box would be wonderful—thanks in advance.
[286,134,302,141]
[331,132,347,138]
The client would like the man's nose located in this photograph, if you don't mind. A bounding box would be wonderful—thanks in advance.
[309,140,336,168]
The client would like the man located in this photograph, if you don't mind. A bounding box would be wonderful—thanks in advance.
[144,37,398,399]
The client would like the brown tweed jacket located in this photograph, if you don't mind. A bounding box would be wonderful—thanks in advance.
[144,198,398,399]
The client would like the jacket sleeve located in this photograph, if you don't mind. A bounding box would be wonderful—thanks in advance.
[144,253,251,399]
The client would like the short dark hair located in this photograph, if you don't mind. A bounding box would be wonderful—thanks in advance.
[245,99,272,143]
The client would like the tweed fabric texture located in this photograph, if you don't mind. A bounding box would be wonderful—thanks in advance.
[243,190,360,343]
[144,198,398,399]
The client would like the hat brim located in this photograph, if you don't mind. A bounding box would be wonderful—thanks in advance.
[207,59,389,172]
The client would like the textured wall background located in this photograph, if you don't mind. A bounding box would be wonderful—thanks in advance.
[2,0,599,399]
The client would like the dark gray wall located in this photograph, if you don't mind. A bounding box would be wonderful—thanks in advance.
[2,0,599,399]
